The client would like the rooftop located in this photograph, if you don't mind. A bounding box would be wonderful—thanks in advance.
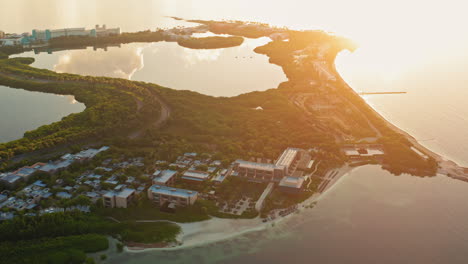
[182,170,210,181]
[116,188,135,199]
[344,147,384,157]
[104,188,135,199]
[279,176,305,189]
[56,192,72,199]
[40,159,73,172]
[149,185,198,199]
[153,170,177,184]
[235,159,284,171]
[1,174,21,184]
[275,148,300,168]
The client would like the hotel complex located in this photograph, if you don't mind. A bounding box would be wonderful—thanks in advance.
[233,148,312,192]
[147,185,198,208]
[103,188,135,208]
[32,25,120,42]
[0,25,120,47]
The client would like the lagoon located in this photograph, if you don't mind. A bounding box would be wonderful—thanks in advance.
[15,38,287,97]
[0,85,84,143]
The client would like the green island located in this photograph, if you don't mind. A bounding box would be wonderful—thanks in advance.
[1,18,464,263]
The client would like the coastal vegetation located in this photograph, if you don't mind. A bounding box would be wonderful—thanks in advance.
[0,211,181,263]
[0,19,438,178]
[97,199,211,222]
[48,30,166,48]
[177,36,244,49]
[0,57,161,170]
[0,234,108,264]
[0,46,24,59]
[191,20,276,38]
[143,84,334,161]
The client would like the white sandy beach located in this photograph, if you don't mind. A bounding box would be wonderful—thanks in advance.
[125,165,355,253]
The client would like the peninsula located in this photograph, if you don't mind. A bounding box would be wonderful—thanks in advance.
[0,18,467,263]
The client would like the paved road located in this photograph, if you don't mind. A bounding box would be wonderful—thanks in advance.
[255,182,274,212]
[128,91,171,139]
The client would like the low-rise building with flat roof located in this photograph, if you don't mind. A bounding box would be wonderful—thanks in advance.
[56,192,72,199]
[103,188,135,208]
[153,170,177,186]
[212,169,229,184]
[343,145,385,160]
[147,185,198,207]
[0,174,22,188]
[94,24,121,37]
[39,159,73,174]
[233,160,285,182]
[181,170,211,182]
[233,148,310,183]
[278,176,305,193]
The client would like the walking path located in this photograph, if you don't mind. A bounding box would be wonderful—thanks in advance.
[255,182,274,212]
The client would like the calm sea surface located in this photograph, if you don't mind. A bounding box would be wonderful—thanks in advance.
[1,1,468,263]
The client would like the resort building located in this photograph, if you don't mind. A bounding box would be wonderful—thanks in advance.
[14,162,46,181]
[153,170,177,186]
[212,169,230,184]
[343,144,385,160]
[233,148,306,182]
[181,170,211,182]
[0,35,30,46]
[233,148,312,192]
[278,176,305,193]
[103,188,135,208]
[94,24,121,37]
[32,28,90,42]
[31,26,120,42]
[0,174,22,188]
[147,185,198,207]
[0,31,4,39]
[233,160,285,182]
[275,148,302,175]
[0,162,47,188]
[39,160,74,174]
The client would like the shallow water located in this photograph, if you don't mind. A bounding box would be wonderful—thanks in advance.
[16,38,287,97]
[0,85,84,142]
[106,165,468,264]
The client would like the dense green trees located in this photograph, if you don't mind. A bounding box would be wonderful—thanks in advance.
[0,57,161,170]
[177,36,244,49]
[0,211,118,241]
[0,211,182,263]
[0,234,108,264]
[141,83,335,161]
[48,30,167,48]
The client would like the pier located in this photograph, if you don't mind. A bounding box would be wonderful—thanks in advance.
[358,91,407,95]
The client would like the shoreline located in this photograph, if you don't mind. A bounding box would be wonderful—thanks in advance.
[332,59,468,180]
[124,166,355,253]
[123,44,467,255]
[2,19,467,260]
[122,21,467,253]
